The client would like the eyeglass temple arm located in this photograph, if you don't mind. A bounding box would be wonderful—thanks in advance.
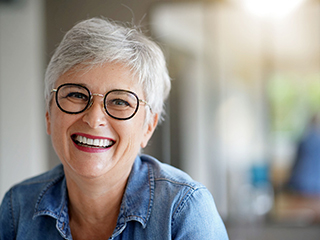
[139,99,153,113]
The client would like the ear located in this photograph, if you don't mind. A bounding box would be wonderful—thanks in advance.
[45,111,52,135]
[140,113,158,148]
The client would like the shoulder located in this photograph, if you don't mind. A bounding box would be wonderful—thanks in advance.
[139,155,229,239]
[0,165,65,238]
[139,154,209,206]
[1,164,65,213]
[9,164,64,193]
[140,154,204,189]
[140,154,214,214]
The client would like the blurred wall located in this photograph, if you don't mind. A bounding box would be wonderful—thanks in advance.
[0,0,47,200]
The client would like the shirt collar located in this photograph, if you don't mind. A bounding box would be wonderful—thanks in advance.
[32,155,154,237]
[33,166,71,238]
[118,155,155,228]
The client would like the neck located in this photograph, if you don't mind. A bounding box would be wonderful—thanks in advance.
[69,177,126,213]
[65,166,131,239]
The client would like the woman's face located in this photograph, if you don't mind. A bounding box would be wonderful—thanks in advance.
[46,62,157,180]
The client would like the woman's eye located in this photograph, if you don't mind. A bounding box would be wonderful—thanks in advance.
[110,99,130,107]
[67,92,88,101]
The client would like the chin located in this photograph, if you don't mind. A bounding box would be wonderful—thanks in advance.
[66,160,112,179]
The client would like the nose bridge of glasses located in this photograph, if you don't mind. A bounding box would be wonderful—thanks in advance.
[88,92,105,110]
[92,93,104,98]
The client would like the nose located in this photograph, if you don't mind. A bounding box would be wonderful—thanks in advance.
[82,95,108,128]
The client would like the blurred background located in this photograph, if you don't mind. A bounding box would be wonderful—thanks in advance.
[1,0,320,239]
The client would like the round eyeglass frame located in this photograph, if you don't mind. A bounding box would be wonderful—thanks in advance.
[51,83,151,121]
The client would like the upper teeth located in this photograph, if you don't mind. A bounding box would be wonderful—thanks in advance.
[75,135,113,148]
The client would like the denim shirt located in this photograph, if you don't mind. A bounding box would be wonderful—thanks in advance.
[0,155,228,239]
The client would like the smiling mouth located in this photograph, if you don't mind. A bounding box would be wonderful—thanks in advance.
[72,134,115,149]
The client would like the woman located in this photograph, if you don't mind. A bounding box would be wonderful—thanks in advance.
[0,18,228,239]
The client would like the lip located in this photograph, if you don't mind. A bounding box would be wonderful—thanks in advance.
[71,132,115,153]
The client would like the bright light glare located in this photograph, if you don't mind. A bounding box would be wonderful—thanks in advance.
[243,0,305,18]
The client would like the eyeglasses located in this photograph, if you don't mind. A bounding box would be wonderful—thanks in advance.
[51,83,152,120]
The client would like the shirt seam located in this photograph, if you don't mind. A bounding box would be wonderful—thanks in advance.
[146,163,154,226]
[172,188,194,218]
[17,175,64,187]
[171,187,206,232]
[9,189,16,237]
[154,177,200,190]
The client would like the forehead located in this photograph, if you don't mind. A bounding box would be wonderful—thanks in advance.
[56,62,143,95]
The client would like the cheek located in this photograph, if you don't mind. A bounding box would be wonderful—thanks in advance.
[50,117,67,149]
[48,110,77,146]
[115,120,145,149]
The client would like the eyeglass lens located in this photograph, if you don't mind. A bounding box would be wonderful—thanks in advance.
[55,84,139,120]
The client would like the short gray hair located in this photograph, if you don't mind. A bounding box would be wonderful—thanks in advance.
[44,17,171,122]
